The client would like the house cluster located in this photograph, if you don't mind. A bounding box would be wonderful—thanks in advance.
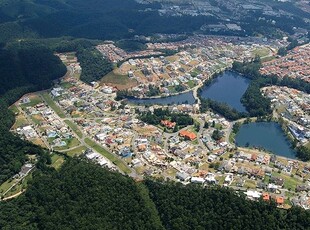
[262,86,310,144]
[150,0,293,22]
[101,35,279,98]
[260,43,310,82]
[16,125,38,139]
[14,163,34,179]
[96,43,162,63]
[53,76,119,119]
[84,149,116,170]
[56,53,81,72]
[24,100,76,149]
[291,193,310,210]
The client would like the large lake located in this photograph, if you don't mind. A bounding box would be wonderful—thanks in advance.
[200,71,250,112]
[235,122,296,159]
[127,91,195,105]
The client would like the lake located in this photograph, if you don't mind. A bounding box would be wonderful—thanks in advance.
[127,91,195,105]
[235,122,296,159]
[200,71,250,112]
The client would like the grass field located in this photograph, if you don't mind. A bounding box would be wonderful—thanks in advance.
[244,179,256,189]
[100,71,138,90]
[84,138,131,174]
[0,178,16,195]
[20,94,43,109]
[64,120,83,138]
[31,138,47,148]
[41,93,66,118]
[51,154,65,170]
[229,132,235,143]
[4,173,32,198]
[187,80,196,89]
[60,81,74,89]
[64,146,87,157]
[9,105,19,114]
[261,56,275,62]
[272,171,302,191]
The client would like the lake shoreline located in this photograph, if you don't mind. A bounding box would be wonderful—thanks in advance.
[235,121,296,159]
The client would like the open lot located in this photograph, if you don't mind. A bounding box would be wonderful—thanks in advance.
[100,71,138,90]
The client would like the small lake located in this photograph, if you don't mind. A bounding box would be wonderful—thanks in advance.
[127,91,195,105]
[235,122,296,159]
[200,71,250,112]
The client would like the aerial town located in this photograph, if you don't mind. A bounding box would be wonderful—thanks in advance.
[98,35,281,98]
[260,43,310,82]
[7,36,310,210]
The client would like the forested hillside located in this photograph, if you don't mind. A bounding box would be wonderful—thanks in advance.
[0,159,309,229]
[0,159,164,230]
[76,47,113,84]
[0,42,66,94]
[145,180,310,230]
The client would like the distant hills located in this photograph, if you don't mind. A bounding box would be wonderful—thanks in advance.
[0,0,309,44]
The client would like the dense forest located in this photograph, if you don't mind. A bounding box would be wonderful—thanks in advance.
[76,47,113,84]
[1,159,310,229]
[139,108,193,129]
[0,159,165,230]
[199,98,246,121]
[0,41,66,95]
[296,146,310,161]
[146,180,310,230]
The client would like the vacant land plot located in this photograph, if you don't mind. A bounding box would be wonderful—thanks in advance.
[101,71,138,90]
[12,114,28,129]
[30,114,44,125]
[9,104,19,114]
[31,138,47,148]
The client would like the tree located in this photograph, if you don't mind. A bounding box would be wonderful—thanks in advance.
[278,47,287,56]
[212,129,222,141]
